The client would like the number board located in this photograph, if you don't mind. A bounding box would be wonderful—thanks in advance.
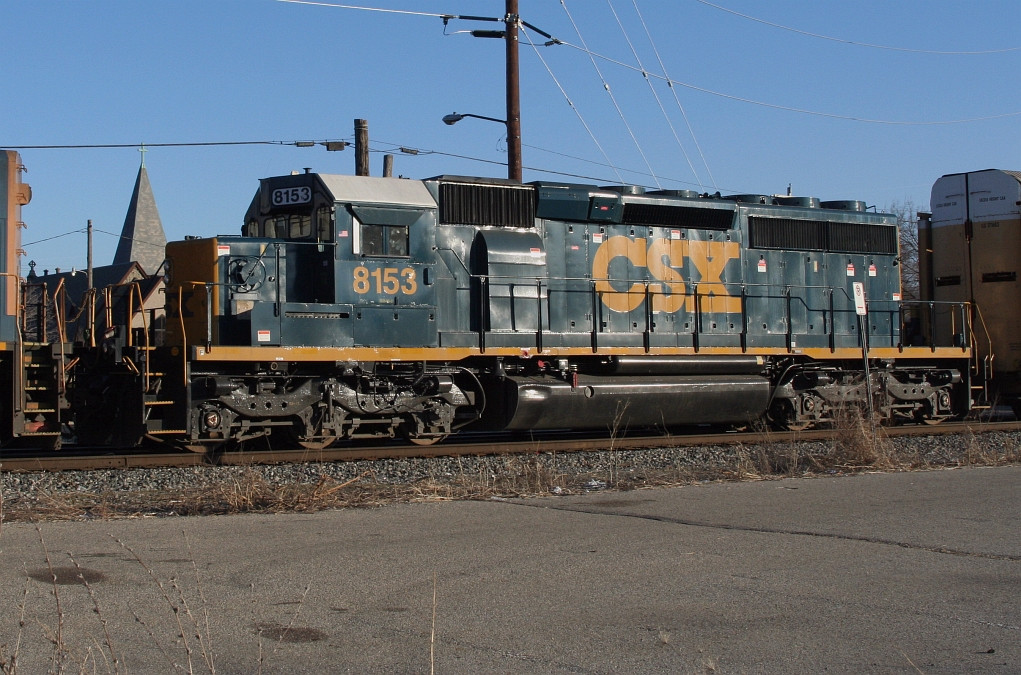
[271,186,312,206]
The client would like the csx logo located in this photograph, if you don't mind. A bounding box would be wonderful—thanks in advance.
[591,236,741,313]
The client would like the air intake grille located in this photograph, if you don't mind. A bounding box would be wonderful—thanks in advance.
[749,217,897,254]
[748,217,826,250]
[622,203,734,230]
[439,182,536,227]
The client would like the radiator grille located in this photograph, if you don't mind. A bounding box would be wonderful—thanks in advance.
[439,182,536,227]
[749,217,898,254]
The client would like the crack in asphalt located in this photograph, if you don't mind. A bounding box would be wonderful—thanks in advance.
[495,499,1021,562]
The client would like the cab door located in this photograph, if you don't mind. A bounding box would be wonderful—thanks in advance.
[338,205,438,347]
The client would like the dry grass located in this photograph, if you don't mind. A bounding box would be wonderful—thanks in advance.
[1,426,1019,524]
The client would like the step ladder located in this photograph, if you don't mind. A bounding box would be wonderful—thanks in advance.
[18,343,69,448]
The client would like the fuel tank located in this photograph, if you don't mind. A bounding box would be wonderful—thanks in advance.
[480,373,770,431]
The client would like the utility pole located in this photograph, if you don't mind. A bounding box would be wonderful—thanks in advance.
[355,118,370,176]
[86,219,93,290]
[504,0,522,182]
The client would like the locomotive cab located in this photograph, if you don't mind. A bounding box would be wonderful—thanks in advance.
[168,172,442,350]
[245,172,439,349]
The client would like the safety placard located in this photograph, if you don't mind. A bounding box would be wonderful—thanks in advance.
[852,282,867,316]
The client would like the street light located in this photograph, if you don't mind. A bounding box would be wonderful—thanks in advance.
[442,112,517,180]
[442,112,508,126]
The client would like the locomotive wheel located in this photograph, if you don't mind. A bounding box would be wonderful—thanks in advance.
[182,442,224,454]
[296,436,339,450]
[768,399,813,432]
[406,434,447,446]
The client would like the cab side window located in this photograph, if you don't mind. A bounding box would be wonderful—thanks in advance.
[360,222,408,256]
[351,205,420,257]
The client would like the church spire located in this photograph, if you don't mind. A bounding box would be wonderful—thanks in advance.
[112,158,167,275]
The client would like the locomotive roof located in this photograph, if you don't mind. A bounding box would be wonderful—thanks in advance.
[316,174,436,208]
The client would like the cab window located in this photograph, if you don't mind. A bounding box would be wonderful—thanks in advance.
[316,205,333,242]
[287,214,311,238]
[359,221,408,256]
[350,205,420,257]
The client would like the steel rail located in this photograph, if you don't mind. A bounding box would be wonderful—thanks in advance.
[1,420,1019,473]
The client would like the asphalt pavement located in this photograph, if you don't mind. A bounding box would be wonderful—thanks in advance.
[0,465,1017,674]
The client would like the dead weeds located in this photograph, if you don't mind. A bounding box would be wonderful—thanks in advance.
[2,427,1019,523]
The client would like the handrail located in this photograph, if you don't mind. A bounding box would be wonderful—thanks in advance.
[104,286,113,338]
[125,282,134,347]
[2,272,26,414]
[50,278,68,393]
[972,302,994,377]
[466,271,970,353]
[131,282,151,392]
[174,281,216,385]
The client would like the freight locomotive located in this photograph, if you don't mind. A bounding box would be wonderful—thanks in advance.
[2,149,996,451]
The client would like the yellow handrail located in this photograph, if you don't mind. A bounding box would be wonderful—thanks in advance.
[175,281,210,386]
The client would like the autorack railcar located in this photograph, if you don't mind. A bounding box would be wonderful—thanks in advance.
[921,169,1021,412]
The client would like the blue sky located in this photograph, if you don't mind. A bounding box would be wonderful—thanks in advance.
[3,0,1019,273]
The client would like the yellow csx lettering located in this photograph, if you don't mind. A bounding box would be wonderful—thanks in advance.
[591,236,742,313]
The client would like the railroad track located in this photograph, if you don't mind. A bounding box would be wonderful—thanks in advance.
[2,420,1018,473]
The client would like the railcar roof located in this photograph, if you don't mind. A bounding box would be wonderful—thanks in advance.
[938,168,1021,184]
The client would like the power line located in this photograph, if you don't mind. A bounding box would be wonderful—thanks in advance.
[519,26,625,185]
[274,0,451,19]
[271,1,1021,125]
[693,0,1021,55]
[3,140,338,150]
[21,229,87,247]
[521,142,707,190]
[631,0,717,191]
[557,39,1021,125]
[561,0,661,188]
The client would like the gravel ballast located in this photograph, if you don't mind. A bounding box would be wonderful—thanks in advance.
[2,429,1019,522]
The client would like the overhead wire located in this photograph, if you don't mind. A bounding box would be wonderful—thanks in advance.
[607,0,707,192]
[631,0,717,190]
[519,25,625,185]
[692,0,1021,55]
[559,0,662,188]
[273,0,451,19]
[23,227,166,251]
[555,38,1021,125]
[5,140,335,150]
[271,0,1021,124]
[520,142,708,190]
[21,229,87,247]
[368,139,636,184]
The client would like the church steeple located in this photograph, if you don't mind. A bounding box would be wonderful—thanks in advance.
[112,154,167,275]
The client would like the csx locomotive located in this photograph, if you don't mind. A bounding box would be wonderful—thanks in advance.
[5,149,1002,451]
